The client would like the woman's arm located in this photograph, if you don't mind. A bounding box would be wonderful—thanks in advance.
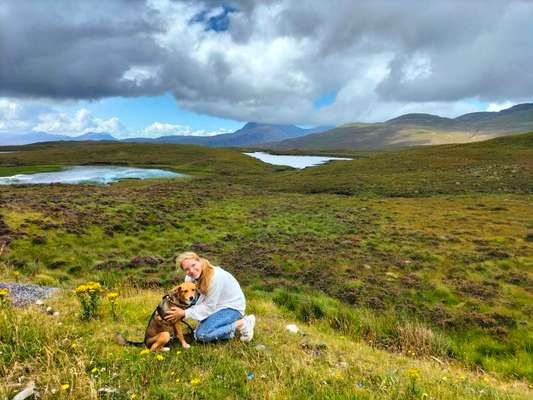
[183,273,223,321]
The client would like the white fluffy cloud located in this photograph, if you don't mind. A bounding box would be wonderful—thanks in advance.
[486,101,515,112]
[0,99,32,132]
[0,99,128,136]
[140,122,230,137]
[32,108,126,136]
[0,97,232,139]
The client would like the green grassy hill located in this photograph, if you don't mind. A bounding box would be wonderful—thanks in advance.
[263,104,533,150]
[0,132,532,398]
[250,132,533,196]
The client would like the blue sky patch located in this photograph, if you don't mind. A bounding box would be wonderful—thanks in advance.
[314,91,337,109]
[191,5,237,32]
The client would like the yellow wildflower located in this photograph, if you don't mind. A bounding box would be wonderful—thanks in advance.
[0,288,9,297]
[407,368,421,380]
[175,377,180,383]
[91,367,99,374]
[130,394,138,400]
[85,281,103,294]
[107,291,119,302]
[190,378,201,385]
[61,384,70,391]
[176,350,182,355]
[74,284,88,295]
[155,354,165,361]
[140,349,150,355]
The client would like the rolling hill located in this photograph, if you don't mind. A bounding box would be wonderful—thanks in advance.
[262,103,533,150]
[0,124,331,147]
[123,123,331,147]
[0,131,117,146]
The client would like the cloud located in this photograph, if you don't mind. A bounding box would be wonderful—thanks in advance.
[33,108,126,136]
[140,121,230,137]
[0,99,32,132]
[0,97,229,138]
[0,98,126,136]
[1,0,532,125]
[486,101,515,112]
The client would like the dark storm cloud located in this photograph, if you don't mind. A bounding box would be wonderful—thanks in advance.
[0,0,166,99]
[1,0,532,124]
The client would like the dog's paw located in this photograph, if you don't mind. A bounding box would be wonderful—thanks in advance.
[182,342,191,349]
[162,347,170,352]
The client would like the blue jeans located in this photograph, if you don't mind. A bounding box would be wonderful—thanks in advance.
[194,308,243,343]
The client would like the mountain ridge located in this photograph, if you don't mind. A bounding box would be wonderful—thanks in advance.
[1,103,532,148]
[261,102,533,150]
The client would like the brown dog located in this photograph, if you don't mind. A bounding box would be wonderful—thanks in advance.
[116,282,198,351]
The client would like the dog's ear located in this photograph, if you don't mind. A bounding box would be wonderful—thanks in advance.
[177,286,183,293]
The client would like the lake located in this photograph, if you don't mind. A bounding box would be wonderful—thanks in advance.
[243,151,352,169]
[0,165,186,185]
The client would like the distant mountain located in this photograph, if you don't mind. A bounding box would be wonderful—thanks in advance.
[74,132,116,141]
[0,131,117,146]
[262,103,533,150]
[0,123,329,147]
[123,123,332,147]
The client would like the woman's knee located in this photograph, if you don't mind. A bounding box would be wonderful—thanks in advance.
[194,329,217,342]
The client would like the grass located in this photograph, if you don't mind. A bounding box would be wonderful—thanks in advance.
[0,132,532,398]
[1,288,531,399]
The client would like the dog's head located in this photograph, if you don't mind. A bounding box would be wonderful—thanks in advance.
[168,281,198,307]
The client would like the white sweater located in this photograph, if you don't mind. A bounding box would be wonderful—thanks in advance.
[183,265,246,321]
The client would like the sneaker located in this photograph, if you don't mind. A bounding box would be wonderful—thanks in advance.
[240,314,255,342]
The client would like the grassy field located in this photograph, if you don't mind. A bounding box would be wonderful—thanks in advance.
[0,133,532,398]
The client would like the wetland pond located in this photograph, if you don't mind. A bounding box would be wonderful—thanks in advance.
[243,151,352,169]
[0,165,186,185]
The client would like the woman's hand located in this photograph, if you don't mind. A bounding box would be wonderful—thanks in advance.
[164,306,185,323]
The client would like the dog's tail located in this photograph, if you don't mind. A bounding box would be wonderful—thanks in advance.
[115,332,145,347]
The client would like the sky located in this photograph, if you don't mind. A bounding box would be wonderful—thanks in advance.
[1,0,532,139]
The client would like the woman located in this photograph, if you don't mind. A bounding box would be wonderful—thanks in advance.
[164,251,256,343]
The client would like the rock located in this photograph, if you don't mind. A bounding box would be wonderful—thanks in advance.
[285,324,299,333]
[0,282,59,307]
[12,381,36,400]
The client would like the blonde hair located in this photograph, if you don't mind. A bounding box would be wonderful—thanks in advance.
[175,251,215,295]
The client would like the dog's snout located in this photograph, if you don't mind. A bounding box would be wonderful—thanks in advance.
[189,296,193,300]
